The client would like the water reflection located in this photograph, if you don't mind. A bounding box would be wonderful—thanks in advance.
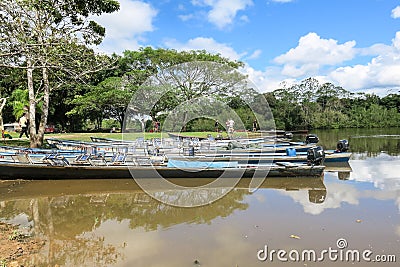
[279,152,400,215]
[0,177,326,266]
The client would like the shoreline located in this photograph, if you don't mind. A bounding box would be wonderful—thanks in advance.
[0,221,45,266]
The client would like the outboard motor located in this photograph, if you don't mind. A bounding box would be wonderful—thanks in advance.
[227,140,245,150]
[188,145,195,156]
[305,134,319,144]
[336,139,349,152]
[309,189,327,204]
[307,146,325,165]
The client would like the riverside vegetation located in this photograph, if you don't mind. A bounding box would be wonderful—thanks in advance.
[0,1,399,149]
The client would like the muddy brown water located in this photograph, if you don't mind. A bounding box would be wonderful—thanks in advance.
[1,128,400,266]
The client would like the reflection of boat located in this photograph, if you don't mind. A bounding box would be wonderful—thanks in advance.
[323,162,352,180]
[0,177,326,204]
[324,162,352,172]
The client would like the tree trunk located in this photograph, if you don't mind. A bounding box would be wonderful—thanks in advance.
[27,58,37,147]
[27,63,50,148]
[35,67,50,147]
[0,98,6,132]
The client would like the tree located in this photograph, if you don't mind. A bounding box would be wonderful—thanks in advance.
[76,48,248,132]
[0,0,119,147]
[68,77,135,129]
[126,60,256,133]
[9,89,29,120]
[121,48,245,121]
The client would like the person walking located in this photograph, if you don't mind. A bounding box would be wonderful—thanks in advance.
[214,120,220,132]
[19,113,29,138]
[252,119,259,132]
[226,119,235,138]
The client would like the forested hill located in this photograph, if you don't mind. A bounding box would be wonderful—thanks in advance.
[264,77,400,130]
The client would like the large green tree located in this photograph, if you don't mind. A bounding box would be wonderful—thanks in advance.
[122,48,249,130]
[0,0,119,147]
[72,48,248,132]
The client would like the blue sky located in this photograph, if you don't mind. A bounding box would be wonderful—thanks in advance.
[93,0,400,95]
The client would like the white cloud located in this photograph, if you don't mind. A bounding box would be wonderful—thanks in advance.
[93,0,158,54]
[240,64,296,92]
[164,37,244,60]
[274,32,356,77]
[280,183,360,215]
[239,15,250,23]
[247,49,262,60]
[167,30,400,95]
[391,6,400,19]
[178,14,194,21]
[328,31,400,93]
[192,0,253,29]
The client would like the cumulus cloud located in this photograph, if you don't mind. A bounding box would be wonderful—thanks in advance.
[192,0,253,29]
[267,31,400,93]
[241,65,289,92]
[274,32,356,77]
[92,0,158,54]
[391,6,400,19]
[328,31,400,93]
[164,37,244,60]
[165,29,400,94]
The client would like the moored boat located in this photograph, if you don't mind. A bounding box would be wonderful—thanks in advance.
[0,160,324,179]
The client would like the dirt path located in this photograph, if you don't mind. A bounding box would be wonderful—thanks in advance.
[0,222,45,266]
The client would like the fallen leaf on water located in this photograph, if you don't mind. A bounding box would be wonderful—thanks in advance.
[290,234,301,239]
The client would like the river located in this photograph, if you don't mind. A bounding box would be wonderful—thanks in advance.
[1,128,400,266]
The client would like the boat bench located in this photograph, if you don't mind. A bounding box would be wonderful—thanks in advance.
[11,154,34,164]
[43,154,70,166]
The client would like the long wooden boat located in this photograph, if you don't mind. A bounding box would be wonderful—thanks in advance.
[1,148,350,166]
[0,158,324,179]
[47,137,317,155]
[180,151,351,163]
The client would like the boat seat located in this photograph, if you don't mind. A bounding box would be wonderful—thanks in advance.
[73,154,92,165]
[11,154,34,164]
[108,153,127,165]
[43,154,70,166]
[150,155,165,165]
[134,156,152,166]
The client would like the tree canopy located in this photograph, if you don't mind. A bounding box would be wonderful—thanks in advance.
[0,0,119,147]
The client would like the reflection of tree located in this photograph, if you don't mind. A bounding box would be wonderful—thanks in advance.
[50,236,123,266]
[0,188,249,265]
[129,188,248,230]
[0,197,123,266]
[0,176,326,265]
